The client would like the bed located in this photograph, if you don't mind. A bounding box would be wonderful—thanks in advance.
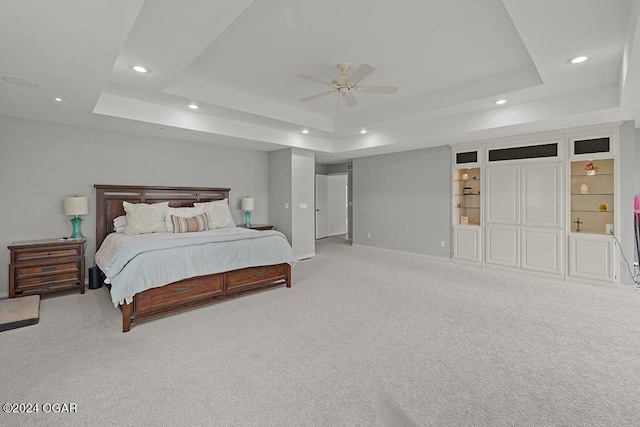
[94,185,295,332]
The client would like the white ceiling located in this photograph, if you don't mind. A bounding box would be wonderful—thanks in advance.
[1,0,640,163]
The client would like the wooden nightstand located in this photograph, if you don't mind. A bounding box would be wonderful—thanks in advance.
[8,238,86,298]
[243,224,273,231]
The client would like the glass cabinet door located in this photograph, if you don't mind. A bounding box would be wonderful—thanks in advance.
[569,159,614,234]
[454,167,481,226]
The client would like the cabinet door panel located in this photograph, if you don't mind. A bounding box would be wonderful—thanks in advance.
[485,225,519,267]
[454,228,480,262]
[569,235,614,281]
[521,164,561,227]
[486,166,519,224]
[521,227,562,274]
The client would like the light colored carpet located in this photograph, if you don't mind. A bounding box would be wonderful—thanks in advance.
[1,237,640,426]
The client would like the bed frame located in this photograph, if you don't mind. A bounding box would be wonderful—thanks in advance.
[94,185,291,332]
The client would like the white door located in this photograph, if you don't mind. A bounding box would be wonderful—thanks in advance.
[315,174,329,239]
[328,175,347,236]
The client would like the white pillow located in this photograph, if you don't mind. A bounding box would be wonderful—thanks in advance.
[113,215,126,233]
[194,199,236,229]
[165,206,205,232]
[123,201,169,235]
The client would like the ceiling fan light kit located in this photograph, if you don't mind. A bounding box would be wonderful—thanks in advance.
[298,63,398,107]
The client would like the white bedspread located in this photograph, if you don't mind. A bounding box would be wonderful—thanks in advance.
[95,228,297,306]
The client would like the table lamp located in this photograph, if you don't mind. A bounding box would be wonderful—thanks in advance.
[241,197,254,227]
[64,195,88,239]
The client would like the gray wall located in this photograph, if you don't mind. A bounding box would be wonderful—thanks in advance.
[619,121,637,278]
[291,149,316,258]
[269,148,315,258]
[0,115,269,297]
[352,145,452,257]
[268,149,293,242]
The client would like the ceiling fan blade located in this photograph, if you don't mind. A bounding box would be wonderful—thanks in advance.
[356,85,398,94]
[297,74,332,86]
[342,91,358,107]
[301,90,336,102]
[347,64,374,84]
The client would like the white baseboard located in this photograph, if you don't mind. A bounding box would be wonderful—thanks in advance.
[0,291,9,300]
[351,243,451,262]
[296,252,316,261]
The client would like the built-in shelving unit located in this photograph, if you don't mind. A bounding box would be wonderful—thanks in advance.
[569,159,614,234]
[452,148,482,263]
[454,167,481,226]
[450,122,622,283]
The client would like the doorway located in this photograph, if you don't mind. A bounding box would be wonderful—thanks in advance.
[315,174,348,239]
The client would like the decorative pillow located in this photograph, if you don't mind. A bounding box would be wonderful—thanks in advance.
[165,206,205,232]
[113,215,126,233]
[171,213,208,233]
[194,199,236,229]
[123,201,169,235]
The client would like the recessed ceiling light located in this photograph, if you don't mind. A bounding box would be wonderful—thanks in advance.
[571,55,589,64]
[54,97,63,102]
[132,65,149,73]
[187,103,199,110]
[302,129,309,134]
[360,129,367,134]
[494,99,508,105]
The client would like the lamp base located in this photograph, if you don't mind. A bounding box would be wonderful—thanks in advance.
[69,216,84,239]
[244,211,252,227]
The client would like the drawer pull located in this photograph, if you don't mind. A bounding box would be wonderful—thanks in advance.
[47,252,52,256]
[174,287,191,294]
[254,271,264,277]
[42,276,57,282]
[42,266,56,272]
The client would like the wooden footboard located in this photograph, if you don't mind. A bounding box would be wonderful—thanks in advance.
[121,263,291,332]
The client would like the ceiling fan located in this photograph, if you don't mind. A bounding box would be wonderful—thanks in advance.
[298,63,398,107]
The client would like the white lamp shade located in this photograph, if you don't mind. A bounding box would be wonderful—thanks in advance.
[64,196,88,216]
[241,197,254,211]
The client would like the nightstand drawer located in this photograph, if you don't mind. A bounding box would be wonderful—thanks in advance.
[15,247,81,262]
[17,271,80,289]
[16,262,79,277]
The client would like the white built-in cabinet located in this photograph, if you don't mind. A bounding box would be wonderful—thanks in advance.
[451,122,620,284]
[484,162,563,275]
[453,148,482,262]
[566,128,618,282]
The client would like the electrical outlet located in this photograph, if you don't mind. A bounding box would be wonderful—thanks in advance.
[284,203,289,209]
[440,240,445,247]
[367,232,371,238]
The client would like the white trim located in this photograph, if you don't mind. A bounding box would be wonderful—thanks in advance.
[296,252,316,261]
[0,291,9,300]
[352,243,452,261]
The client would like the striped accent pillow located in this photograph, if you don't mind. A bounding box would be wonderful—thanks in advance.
[171,213,209,233]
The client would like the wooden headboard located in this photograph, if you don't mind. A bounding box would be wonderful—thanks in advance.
[94,185,230,249]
